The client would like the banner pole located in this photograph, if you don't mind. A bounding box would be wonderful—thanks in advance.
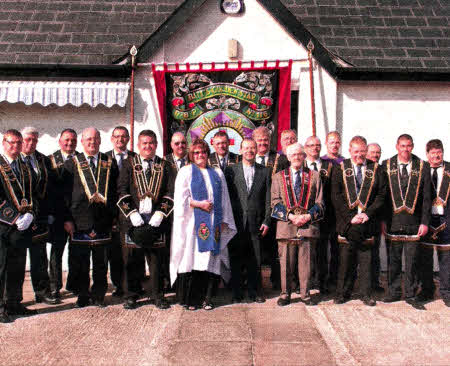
[307,41,316,137]
[129,46,137,151]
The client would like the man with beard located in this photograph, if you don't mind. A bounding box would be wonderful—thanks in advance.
[382,134,431,307]
[63,127,119,308]
[48,128,78,299]
[209,131,239,171]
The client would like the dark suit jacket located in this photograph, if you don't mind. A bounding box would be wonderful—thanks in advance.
[117,155,174,233]
[225,162,271,235]
[331,159,386,240]
[382,154,431,234]
[209,152,240,170]
[105,149,137,169]
[63,152,119,233]
[263,151,289,176]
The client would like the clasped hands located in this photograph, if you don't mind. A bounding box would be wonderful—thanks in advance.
[288,213,311,227]
[350,213,369,225]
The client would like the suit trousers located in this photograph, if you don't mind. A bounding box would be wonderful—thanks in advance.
[70,244,108,301]
[437,249,450,300]
[49,242,66,293]
[28,242,50,296]
[229,230,263,299]
[371,234,382,288]
[106,231,124,291]
[66,243,81,293]
[311,233,328,291]
[336,240,372,298]
[388,241,418,298]
[123,245,146,300]
[144,247,164,300]
[278,239,311,299]
[416,244,435,296]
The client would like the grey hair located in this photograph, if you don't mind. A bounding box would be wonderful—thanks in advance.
[21,126,39,137]
[286,142,304,155]
[81,127,100,139]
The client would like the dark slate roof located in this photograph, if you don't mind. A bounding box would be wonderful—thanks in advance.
[0,0,184,65]
[279,0,450,71]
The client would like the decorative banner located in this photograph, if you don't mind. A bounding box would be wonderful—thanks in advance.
[152,62,292,154]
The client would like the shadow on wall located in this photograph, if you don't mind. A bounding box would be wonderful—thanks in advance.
[0,101,126,155]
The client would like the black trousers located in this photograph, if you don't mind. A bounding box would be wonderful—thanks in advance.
[144,247,164,299]
[123,245,146,300]
[437,249,450,300]
[70,244,108,301]
[371,234,382,288]
[106,231,124,291]
[229,231,262,299]
[416,244,435,297]
[49,243,66,293]
[176,271,218,307]
[336,240,372,298]
[387,241,418,298]
[66,243,81,293]
[310,230,329,291]
[28,241,50,296]
[261,223,280,286]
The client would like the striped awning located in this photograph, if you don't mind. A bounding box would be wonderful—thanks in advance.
[0,81,129,108]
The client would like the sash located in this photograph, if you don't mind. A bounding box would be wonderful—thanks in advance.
[319,160,332,180]
[433,162,450,208]
[281,168,313,215]
[0,155,33,213]
[341,160,377,211]
[34,153,48,200]
[50,150,65,178]
[191,164,222,255]
[74,153,111,204]
[131,155,164,200]
[387,156,423,214]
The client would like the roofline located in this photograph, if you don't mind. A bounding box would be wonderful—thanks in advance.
[334,67,450,82]
[0,64,131,80]
[114,0,209,65]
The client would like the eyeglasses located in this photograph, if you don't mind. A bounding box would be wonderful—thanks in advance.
[193,150,207,155]
[305,144,321,148]
[174,141,186,146]
[4,140,22,145]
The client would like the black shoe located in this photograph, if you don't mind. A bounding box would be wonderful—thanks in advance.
[66,286,78,296]
[7,304,37,316]
[155,299,170,310]
[372,285,385,294]
[405,297,425,310]
[112,289,124,298]
[74,297,90,308]
[35,293,61,305]
[123,298,137,310]
[277,297,290,306]
[333,297,347,305]
[0,312,12,323]
[51,291,61,299]
[414,292,434,303]
[382,295,402,303]
[255,295,266,304]
[231,297,242,304]
[302,297,315,306]
[93,299,106,308]
[362,297,376,306]
[443,299,450,307]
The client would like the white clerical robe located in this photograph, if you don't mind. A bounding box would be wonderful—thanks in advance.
[170,165,237,286]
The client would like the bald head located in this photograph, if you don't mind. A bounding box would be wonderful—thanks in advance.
[81,127,101,156]
[171,131,187,158]
[304,136,321,161]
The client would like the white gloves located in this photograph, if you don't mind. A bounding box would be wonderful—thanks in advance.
[16,213,34,231]
[138,197,153,215]
[48,215,55,225]
[149,211,164,227]
[130,212,144,227]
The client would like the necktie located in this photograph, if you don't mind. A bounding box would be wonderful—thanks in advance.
[116,152,124,169]
[220,157,226,171]
[294,170,302,201]
[24,155,37,183]
[311,162,318,171]
[432,168,438,195]
[356,164,363,193]
[88,156,96,176]
[179,158,185,168]
[144,159,152,180]
[11,160,21,180]
[260,156,266,166]
[400,163,409,197]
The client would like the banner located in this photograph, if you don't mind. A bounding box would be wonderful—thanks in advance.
[152,62,292,155]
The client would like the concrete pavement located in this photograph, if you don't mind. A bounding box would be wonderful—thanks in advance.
[0,272,449,366]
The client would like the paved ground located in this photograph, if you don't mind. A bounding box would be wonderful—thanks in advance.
[0,272,449,366]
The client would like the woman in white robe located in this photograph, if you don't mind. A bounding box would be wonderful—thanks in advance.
[170,139,236,310]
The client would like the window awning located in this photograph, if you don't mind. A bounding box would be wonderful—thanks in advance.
[0,81,129,108]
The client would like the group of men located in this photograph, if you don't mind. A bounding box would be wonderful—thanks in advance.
[0,124,448,323]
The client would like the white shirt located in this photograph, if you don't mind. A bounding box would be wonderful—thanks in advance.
[21,152,39,175]
[257,153,270,166]
[306,159,321,171]
[291,167,303,186]
[174,154,186,170]
[113,149,128,169]
[61,151,74,161]
[242,163,255,192]
[84,152,99,169]
[352,160,367,213]
[397,158,412,175]
[431,165,444,215]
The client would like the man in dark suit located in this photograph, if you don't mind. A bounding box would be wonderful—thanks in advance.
[21,127,58,305]
[164,131,189,173]
[304,135,334,295]
[252,126,289,290]
[63,127,119,308]
[105,126,137,298]
[48,128,78,300]
[117,130,174,310]
[332,136,386,306]
[382,134,431,306]
[0,129,37,322]
[209,131,239,171]
[422,139,450,307]
[225,138,271,303]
